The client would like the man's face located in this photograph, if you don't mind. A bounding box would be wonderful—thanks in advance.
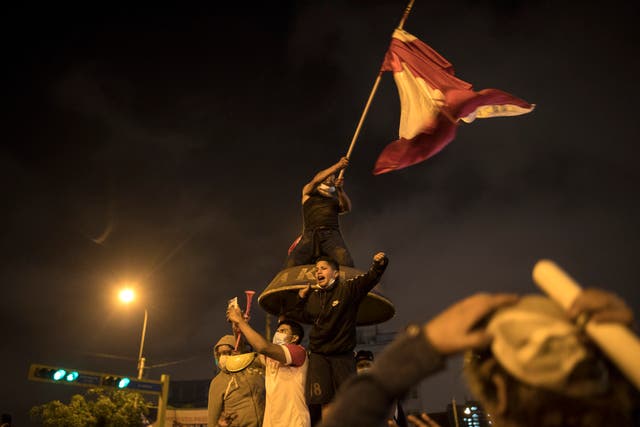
[215,344,234,361]
[323,175,336,186]
[356,360,373,374]
[317,175,336,197]
[274,324,294,344]
[315,260,338,288]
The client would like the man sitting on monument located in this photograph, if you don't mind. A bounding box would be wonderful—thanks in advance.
[286,157,354,268]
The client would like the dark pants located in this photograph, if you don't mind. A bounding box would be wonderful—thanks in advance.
[286,228,354,267]
[306,352,356,405]
[306,352,356,425]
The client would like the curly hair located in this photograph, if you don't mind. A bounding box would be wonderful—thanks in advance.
[463,348,638,427]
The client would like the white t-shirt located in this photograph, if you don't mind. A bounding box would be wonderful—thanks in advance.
[262,343,310,427]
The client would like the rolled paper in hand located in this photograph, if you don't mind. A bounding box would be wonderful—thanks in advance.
[532,259,640,390]
[532,259,582,310]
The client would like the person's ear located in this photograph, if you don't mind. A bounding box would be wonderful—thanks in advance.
[332,270,339,279]
[491,372,508,415]
[291,335,299,344]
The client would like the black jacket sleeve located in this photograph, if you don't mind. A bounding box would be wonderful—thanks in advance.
[319,324,445,427]
[348,255,389,299]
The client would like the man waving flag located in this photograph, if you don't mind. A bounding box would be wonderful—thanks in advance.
[373,28,534,175]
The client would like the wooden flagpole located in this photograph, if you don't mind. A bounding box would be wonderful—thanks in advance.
[338,0,415,179]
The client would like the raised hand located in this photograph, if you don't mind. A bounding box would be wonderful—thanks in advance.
[298,285,311,299]
[373,252,387,265]
[424,293,519,355]
[568,288,634,326]
[337,156,349,169]
[227,305,244,324]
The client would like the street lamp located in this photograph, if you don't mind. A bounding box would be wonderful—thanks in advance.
[118,287,148,379]
[115,287,169,427]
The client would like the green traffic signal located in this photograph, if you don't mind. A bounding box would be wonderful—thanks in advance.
[52,369,67,381]
[31,365,95,386]
[29,364,163,395]
[50,369,80,382]
[103,375,130,389]
[33,367,80,382]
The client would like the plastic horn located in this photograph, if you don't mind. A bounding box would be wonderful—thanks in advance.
[234,290,257,351]
[532,259,640,390]
[244,290,256,316]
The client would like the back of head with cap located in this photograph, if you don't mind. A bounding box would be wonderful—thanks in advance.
[464,295,637,427]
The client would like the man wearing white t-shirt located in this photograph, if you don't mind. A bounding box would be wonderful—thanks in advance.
[228,307,311,427]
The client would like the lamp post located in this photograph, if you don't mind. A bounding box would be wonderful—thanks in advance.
[118,288,148,379]
[117,287,167,427]
[137,308,148,380]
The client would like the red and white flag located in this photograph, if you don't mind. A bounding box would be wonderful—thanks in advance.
[374,29,534,175]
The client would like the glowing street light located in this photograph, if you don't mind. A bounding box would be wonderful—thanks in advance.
[118,288,135,304]
[118,286,148,380]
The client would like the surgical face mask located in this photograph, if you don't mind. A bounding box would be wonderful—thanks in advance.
[217,355,229,371]
[272,331,290,345]
[317,183,336,195]
[356,361,372,374]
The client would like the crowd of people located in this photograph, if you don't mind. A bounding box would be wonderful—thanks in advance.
[206,158,640,427]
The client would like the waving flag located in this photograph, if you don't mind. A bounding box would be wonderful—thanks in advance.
[374,29,534,175]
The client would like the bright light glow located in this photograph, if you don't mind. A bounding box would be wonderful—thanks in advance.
[65,371,79,381]
[119,288,135,304]
[118,377,131,388]
[464,407,471,415]
[53,369,66,381]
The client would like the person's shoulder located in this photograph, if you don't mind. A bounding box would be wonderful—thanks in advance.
[284,343,307,365]
[247,356,265,372]
[285,343,306,351]
[210,371,228,387]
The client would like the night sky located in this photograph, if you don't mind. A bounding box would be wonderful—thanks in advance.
[2,1,640,425]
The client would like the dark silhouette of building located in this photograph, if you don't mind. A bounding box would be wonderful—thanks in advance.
[168,379,210,408]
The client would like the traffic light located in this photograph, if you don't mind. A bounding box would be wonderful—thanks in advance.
[29,364,101,387]
[102,375,131,389]
[28,364,170,427]
[32,367,80,383]
[28,363,163,395]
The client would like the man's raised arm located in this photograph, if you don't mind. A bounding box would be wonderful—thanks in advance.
[227,306,288,364]
[302,157,349,199]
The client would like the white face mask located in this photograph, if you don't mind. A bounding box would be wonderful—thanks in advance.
[217,355,229,371]
[272,331,290,345]
[317,183,336,196]
[356,365,372,374]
